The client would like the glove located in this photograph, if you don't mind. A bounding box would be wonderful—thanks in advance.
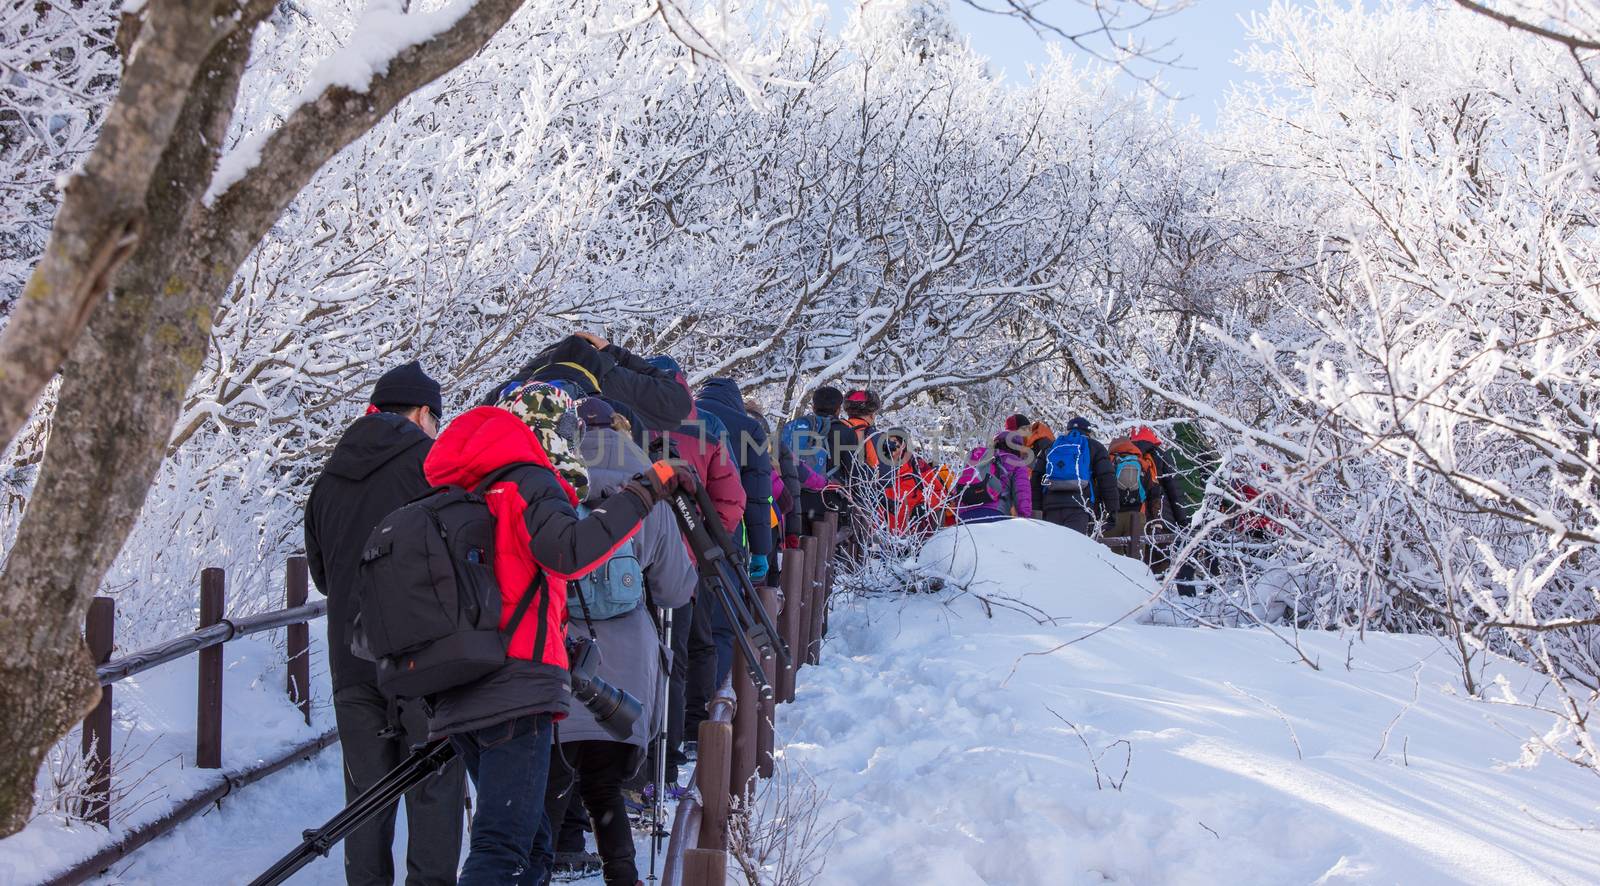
[748,554,769,581]
[785,534,800,550]
[634,460,700,503]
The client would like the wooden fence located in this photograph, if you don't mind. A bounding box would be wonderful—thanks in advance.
[661,512,840,885]
[47,557,330,886]
[1098,512,1177,563]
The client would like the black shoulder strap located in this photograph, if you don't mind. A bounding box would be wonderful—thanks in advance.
[504,571,547,643]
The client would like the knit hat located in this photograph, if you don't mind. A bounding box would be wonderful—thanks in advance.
[498,382,589,500]
[812,386,844,415]
[576,397,615,429]
[1003,413,1031,432]
[370,361,443,418]
[844,389,880,416]
[1130,425,1161,446]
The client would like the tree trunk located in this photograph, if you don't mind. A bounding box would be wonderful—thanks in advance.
[0,0,527,836]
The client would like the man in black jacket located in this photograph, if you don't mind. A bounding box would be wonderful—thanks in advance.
[1041,417,1118,536]
[303,361,464,886]
[486,331,692,433]
[695,377,774,686]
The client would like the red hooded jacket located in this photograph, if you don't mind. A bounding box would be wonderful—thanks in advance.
[421,406,652,736]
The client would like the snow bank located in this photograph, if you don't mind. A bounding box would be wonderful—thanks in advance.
[780,519,1600,884]
[0,620,336,884]
[912,519,1160,624]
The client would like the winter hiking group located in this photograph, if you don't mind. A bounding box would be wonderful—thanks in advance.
[292,329,1224,886]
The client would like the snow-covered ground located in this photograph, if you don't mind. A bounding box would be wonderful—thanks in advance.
[0,618,338,884]
[10,519,1600,884]
[777,520,1600,885]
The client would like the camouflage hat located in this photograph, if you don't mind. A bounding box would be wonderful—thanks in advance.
[498,382,589,501]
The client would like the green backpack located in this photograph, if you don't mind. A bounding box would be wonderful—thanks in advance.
[567,504,645,621]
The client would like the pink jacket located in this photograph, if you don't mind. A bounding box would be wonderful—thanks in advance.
[956,444,1034,518]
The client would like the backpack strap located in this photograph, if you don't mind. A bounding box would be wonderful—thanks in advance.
[505,571,547,645]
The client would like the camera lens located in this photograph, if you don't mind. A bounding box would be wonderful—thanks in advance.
[566,637,643,742]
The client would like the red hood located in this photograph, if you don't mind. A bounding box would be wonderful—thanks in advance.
[424,406,576,504]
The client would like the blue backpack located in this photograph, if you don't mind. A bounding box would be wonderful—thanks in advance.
[1043,430,1093,499]
[567,504,644,621]
[781,414,835,478]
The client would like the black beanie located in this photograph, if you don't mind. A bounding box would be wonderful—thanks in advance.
[370,360,443,419]
[812,385,844,415]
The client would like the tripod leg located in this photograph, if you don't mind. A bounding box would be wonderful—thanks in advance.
[248,738,456,886]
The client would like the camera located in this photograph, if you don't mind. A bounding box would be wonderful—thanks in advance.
[566,635,642,742]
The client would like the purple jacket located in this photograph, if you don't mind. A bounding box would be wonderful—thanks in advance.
[956,445,1034,519]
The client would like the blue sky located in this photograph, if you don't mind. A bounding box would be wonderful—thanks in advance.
[825,0,1270,127]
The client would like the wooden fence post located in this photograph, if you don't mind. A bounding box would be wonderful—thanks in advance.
[286,556,311,725]
[757,584,779,779]
[696,719,732,851]
[731,645,757,798]
[809,516,836,665]
[81,597,114,827]
[799,536,821,669]
[684,848,727,885]
[777,547,805,704]
[197,568,225,769]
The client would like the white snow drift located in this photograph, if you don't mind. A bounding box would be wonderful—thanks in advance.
[776,520,1600,885]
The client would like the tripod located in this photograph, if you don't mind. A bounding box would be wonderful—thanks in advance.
[247,737,457,886]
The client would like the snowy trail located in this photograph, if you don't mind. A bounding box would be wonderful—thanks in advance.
[773,521,1600,885]
[87,744,663,885]
[26,520,1600,884]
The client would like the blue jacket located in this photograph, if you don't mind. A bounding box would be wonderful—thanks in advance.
[695,378,774,558]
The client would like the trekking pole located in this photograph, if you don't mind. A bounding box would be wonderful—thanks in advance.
[648,604,671,882]
[247,737,457,886]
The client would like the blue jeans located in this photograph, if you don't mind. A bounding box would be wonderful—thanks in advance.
[451,714,554,886]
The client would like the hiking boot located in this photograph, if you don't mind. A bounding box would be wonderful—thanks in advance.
[551,850,602,880]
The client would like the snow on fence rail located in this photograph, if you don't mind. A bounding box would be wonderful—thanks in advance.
[50,557,328,886]
[663,512,840,886]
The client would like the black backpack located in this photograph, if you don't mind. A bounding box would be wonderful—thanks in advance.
[352,463,544,698]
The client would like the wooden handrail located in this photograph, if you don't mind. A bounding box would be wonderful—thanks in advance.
[664,524,843,886]
[74,556,326,856]
[96,599,327,686]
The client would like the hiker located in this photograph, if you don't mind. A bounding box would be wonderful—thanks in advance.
[1106,436,1154,538]
[842,389,885,478]
[1040,417,1117,536]
[545,397,697,886]
[781,386,863,530]
[695,378,774,694]
[488,331,692,432]
[303,361,465,886]
[884,435,954,537]
[1023,419,1055,510]
[954,434,1033,523]
[745,398,795,585]
[419,383,697,886]
[640,356,744,781]
[1227,462,1286,539]
[697,378,775,585]
[1129,426,1190,529]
